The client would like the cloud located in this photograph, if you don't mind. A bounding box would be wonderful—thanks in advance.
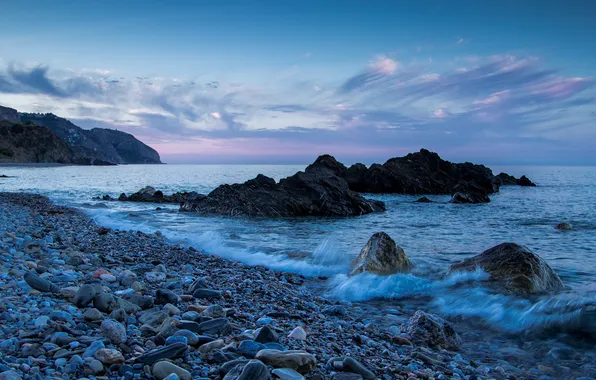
[0,53,595,164]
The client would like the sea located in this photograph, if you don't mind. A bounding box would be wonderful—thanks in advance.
[1,163,596,375]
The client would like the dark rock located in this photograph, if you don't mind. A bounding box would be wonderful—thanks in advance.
[342,149,498,195]
[518,175,536,187]
[236,359,271,380]
[220,359,251,375]
[117,186,200,204]
[24,271,59,293]
[255,325,279,344]
[133,342,188,365]
[238,340,267,359]
[93,293,140,314]
[449,181,490,204]
[155,289,180,305]
[255,349,316,373]
[406,310,461,350]
[197,318,232,336]
[192,288,222,299]
[350,232,412,276]
[122,294,154,309]
[415,197,433,203]
[74,283,103,307]
[180,157,385,217]
[447,242,564,294]
[342,357,376,380]
[555,223,573,231]
[322,305,346,317]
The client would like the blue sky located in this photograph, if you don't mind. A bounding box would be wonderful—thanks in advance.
[1,0,595,164]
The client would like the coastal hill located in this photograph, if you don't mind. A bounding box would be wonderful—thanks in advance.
[0,105,162,165]
[20,112,162,164]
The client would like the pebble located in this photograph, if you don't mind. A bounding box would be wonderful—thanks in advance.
[152,361,192,380]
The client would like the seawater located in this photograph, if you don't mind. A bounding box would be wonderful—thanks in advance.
[2,163,596,371]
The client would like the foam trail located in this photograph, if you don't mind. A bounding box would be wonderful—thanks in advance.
[83,208,345,277]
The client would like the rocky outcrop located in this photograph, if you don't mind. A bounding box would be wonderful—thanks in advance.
[101,186,201,204]
[496,172,536,187]
[0,121,80,164]
[449,181,491,204]
[0,106,21,123]
[342,149,497,196]
[350,232,412,275]
[19,112,161,164]
[406,310,461,350]
[447,242,564,294]
[555,223,572,231]
[180,156,385,217]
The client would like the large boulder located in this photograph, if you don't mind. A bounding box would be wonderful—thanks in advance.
[406,310,461,350]
[350,232,412,276]
[447,243,564,294]
[180,156,385,217]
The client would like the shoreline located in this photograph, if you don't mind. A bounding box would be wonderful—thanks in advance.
[0,192,563,379]
[0,193,592,379]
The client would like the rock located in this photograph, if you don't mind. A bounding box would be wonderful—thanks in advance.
[122,293,155,309]
[255,325,279,343]
[118,186,198,204]
[406,310,461,350]
[220,359,250,376]
[342,357,376,379]
[87,359,104,374]
[288,327,307,341]
[555,223,572,230]
[350,232,412,276]
[343,149,497,195]
[118,270,137,286]
[156,289,180,305]
[518,175,536,187]
[145,272,167,283]
[100,318,127,344]
[180,157,385,217]
[74,283,103,307]
[449,181,490,204]
[0,370,22,380]
[134,342,188,365]
[173,330,199,346]
[332,374,363,380]
[447,242,564,294]
[139,310,169,326]
[322,305,346,316]
[152,361,192,380]
[238,340,267,358]
[255,349,316,373]
[236,359,271,380]
[109,308,127,322]
[23,271,59,293]
[93,293,140,313]
[203,304,226,318]
[198,339,224,354]
[94,348,125,364]
[197,318,232,335]
[272,368,304,380]
[415,197,433,203]
[192,288,222,299]
[83,308,103,321]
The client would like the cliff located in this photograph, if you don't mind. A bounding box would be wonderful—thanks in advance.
[19,112,162,164]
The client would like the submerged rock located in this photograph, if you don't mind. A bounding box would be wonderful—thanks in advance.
[449,181,490,204]
[350,232,412,276]
[406,310,461,350]
[180,156,385,217]
[555,222,573,230]
[115,186,201,204]
[447,242,564,294]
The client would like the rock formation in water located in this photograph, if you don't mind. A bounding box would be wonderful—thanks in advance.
[351,232,412,275]
[449,181,491,204]
[102,186,202,204]
[0,120,81,164]
[180,156,385,217]
[447,242,564,294]
[18,110,161,164]
[495,172,537,187]
[555,222,573,230]
[342,149,497,195]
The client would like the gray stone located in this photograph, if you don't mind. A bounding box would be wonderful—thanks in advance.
[134,342,188,365]
[152,361,191,380]
[100,318,127,344]
[350,232,412,276]
[406,310,461,350]
[24,271,59,293]
[74,283,103,307]
[197,318,232,335]
[255,349,316,373]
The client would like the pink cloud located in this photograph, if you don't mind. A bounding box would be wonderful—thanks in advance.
[433,108,448,118]
[369,55,399,75]
[473,90,511,105]
[531,77,592,98]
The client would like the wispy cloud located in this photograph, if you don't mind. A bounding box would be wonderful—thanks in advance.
[0,53,594,164]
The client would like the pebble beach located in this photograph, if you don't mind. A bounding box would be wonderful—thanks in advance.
[0,192,530,380]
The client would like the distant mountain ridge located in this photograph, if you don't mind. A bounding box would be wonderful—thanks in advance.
[19,112,162,164]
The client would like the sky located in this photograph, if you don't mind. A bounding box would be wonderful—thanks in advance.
[0,0,595,165]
